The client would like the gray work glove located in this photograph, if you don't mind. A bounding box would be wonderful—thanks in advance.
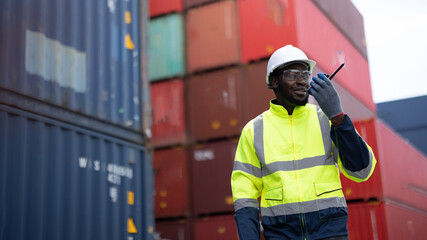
[309,73,343,119]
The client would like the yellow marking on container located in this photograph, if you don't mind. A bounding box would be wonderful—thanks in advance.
[125,34,135,50]
[345,188,353,196]
[128,218,138,233]
[212,121,221,130]
[160,190,167,197]
[266,45,274,53]
[128,191,134,205]
[160,201,167,208]
[218,227,226,234]
[225,196,234,205]
[147,225,154,234]
[229,118,238,126]
[125,11,131,24]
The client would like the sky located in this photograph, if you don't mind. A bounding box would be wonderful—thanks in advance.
[350,0,427,103]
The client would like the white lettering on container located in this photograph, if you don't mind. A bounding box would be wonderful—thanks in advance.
[194,150,215,161]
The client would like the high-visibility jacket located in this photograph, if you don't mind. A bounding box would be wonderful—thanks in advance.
[231,101,376,240]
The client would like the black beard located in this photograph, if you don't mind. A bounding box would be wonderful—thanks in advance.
[287,94,309,106]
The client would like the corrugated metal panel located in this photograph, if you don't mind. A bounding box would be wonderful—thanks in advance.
[377,95,427,130]
[375,119,427,211]
[186,0,240,73]
[311,0,368,59]
[310,65,375,122]
[348,201,427,240]
[194,215,238,240]
[341,119,427,212]
[238,0,298,63]
[153,147,190,218]
[191,140,237,215]
[377,95,427,157]
[149,13,185,81]
[155,220,193,240]
[187,67,242,142]
[0,0,145,131]
[241,61,276,124]
[0,105,154,240]
[150,78,187,147]
[341,119,383,201]
[347,202,388,240]
[294,0,376,113]
[149,0,183,18]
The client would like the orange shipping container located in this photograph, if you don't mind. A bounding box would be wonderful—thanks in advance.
[186,1,240,73]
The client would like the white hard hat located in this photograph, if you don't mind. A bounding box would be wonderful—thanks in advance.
[266,45,316,88]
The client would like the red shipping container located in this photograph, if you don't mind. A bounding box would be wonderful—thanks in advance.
[149,0,183,18]
[241,60,276,124]
[184,0,219,8]
[191,140,237,215]
[341,119,427,212]
[186,1,240,73]
[153,147,191,218]
[312,0,368,59]
[347,201,427,240]
[187,68,243,142]
[194,215,239,240]
[151,79,187,147]
[155,219,193,240]
[294,0,375,112]
[310,65,375,122]
[238,0,298,63]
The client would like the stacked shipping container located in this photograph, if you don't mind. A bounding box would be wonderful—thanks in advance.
[149,0,427,239]
[0,0,154,239]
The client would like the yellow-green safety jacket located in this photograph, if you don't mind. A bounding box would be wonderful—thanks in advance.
[231,101,376,240]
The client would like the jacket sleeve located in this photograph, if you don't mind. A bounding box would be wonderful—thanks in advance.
[231,122,263,240]
[331,115,377,182]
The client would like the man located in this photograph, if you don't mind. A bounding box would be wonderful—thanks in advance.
[231,45,376,240]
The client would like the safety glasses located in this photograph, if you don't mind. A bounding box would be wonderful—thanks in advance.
[282,70,311,82]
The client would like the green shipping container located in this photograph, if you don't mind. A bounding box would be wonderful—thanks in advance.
[149,14,185,81]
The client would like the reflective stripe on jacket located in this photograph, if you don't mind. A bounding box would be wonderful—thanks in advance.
[231,101,376,239]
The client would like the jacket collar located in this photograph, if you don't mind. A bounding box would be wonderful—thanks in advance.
[270,100,309,118]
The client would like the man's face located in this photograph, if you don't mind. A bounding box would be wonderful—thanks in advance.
[271,63,311,107]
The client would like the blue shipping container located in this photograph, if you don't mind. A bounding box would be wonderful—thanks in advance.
[0,105,154,240]
[0,0,147,131]
[377,95,427,156]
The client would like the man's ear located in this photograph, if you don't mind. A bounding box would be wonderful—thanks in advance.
[270,76,278,89]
